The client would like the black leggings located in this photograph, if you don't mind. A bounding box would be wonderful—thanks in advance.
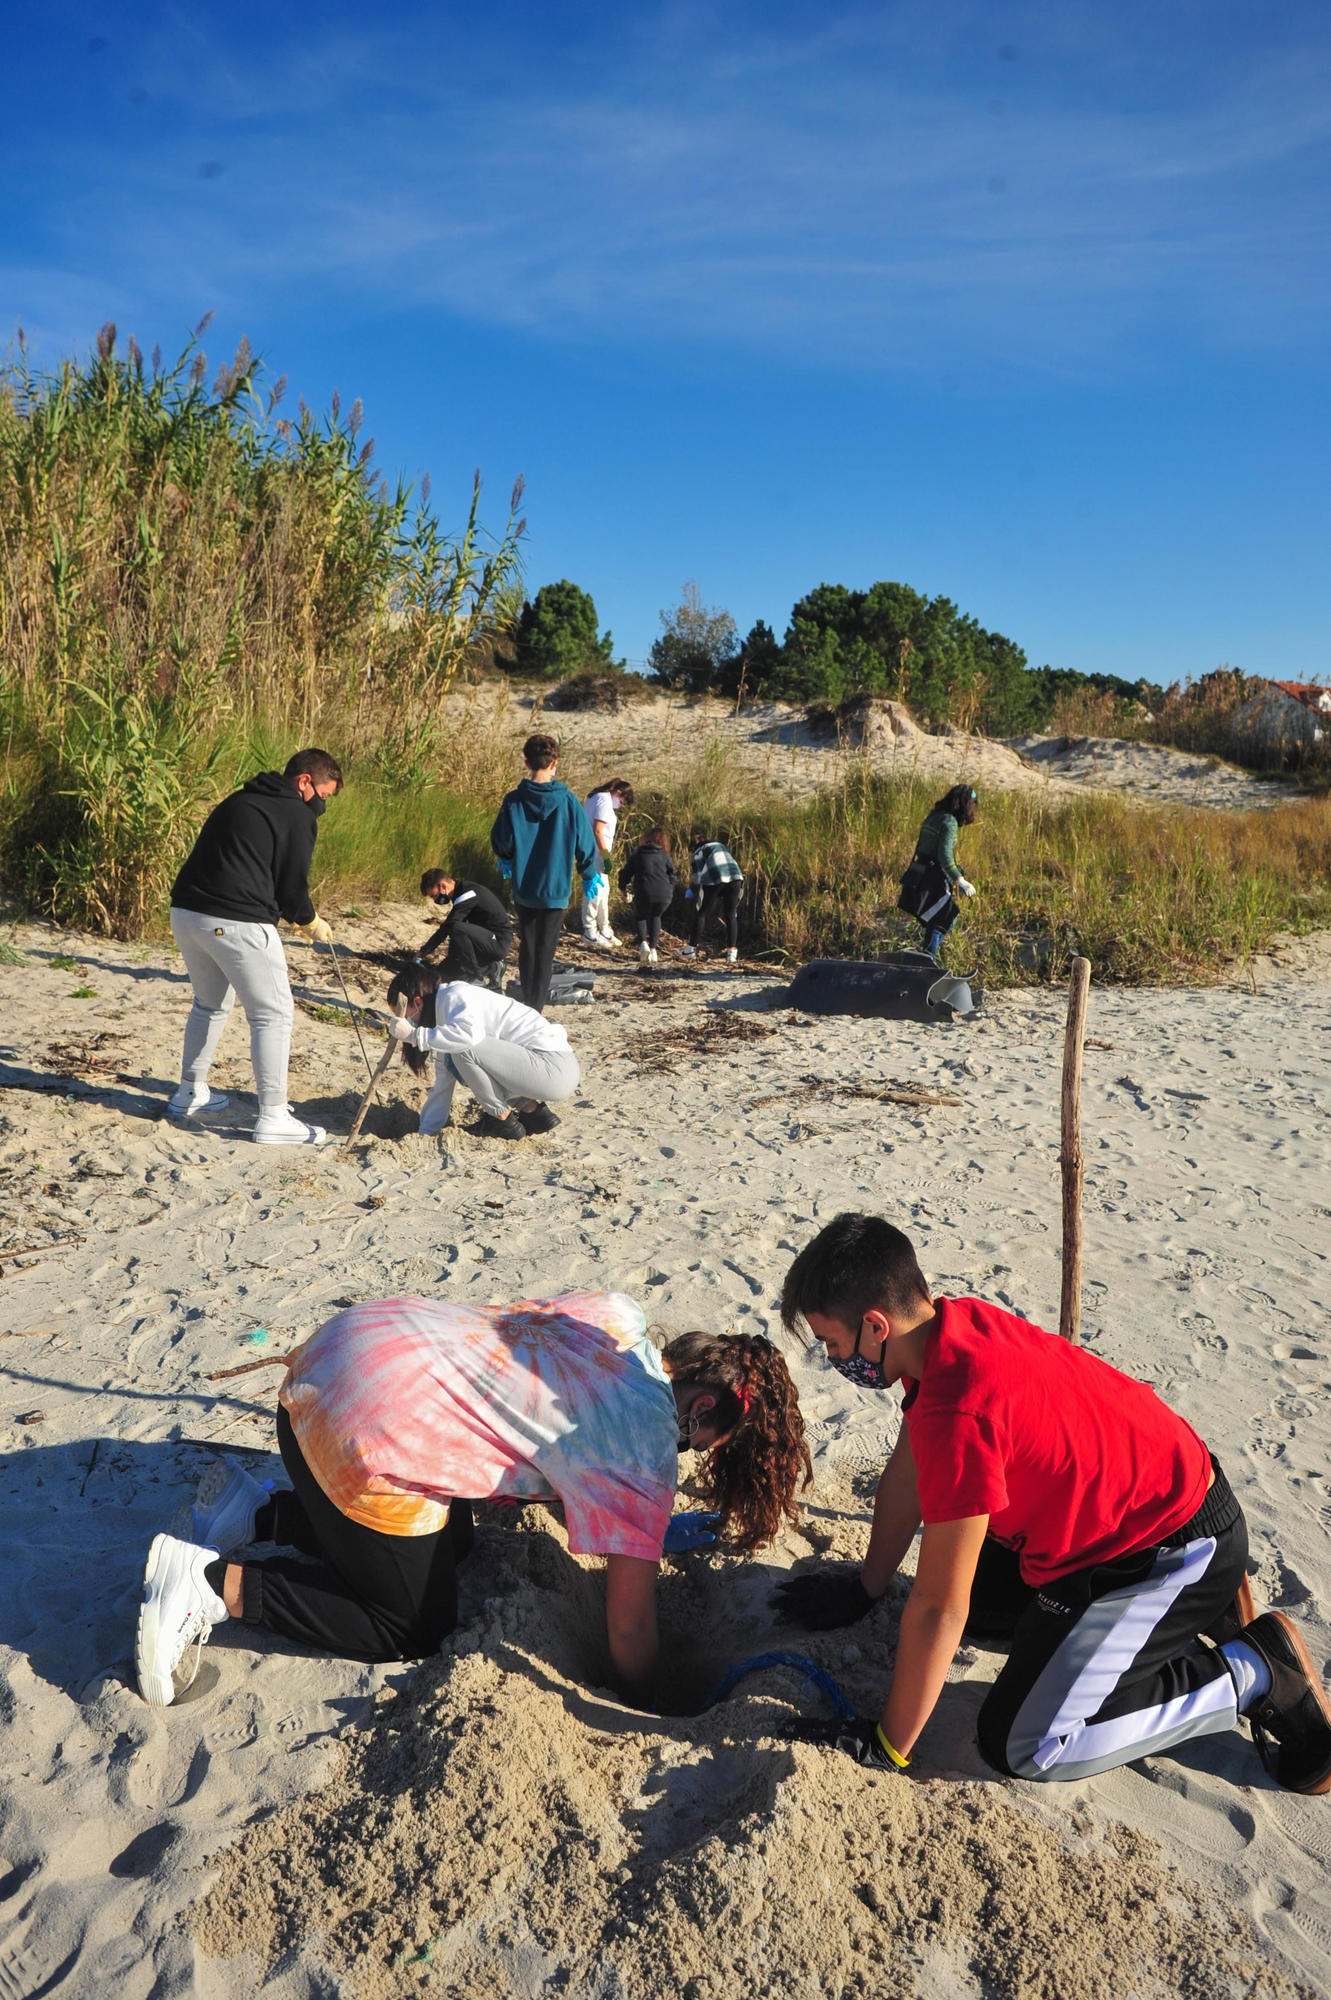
[235,1406,473,1662]
[634,897,671,948]
[690,881,741,949]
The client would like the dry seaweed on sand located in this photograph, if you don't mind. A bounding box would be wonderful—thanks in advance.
[617,1010,777,1074]
[38,1031,130,1077]
[190,1505,1310,2000]
[748,1071,966,1112]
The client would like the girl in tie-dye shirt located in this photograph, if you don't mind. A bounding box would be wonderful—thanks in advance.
[142,1292,812,1708]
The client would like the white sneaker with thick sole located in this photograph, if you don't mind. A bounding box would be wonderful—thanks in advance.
[597,933,621,949]
[136,1534,229,1707]
[648,948,659,964]
[253,1106,327,1146]
[638,943,651,964]
[168,1088,230,1119]
[725,947,738,964]
[170,1457,274,1555]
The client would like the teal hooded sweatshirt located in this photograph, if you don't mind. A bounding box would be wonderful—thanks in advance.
[490,777,600,910]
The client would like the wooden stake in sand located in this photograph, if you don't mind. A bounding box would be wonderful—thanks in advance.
[342,1032,399,1153]
[1060,955,1092,1343]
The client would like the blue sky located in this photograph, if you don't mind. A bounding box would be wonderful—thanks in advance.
[3,1,1329,679]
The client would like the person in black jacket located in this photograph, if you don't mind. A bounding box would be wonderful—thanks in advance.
[416,871,513,991]
[618,828,676,965]
[168,749,342,1145]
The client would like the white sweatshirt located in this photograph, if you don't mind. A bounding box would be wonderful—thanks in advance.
[410,982,572,1057]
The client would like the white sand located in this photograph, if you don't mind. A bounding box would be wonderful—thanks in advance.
[445,678,1307,810]
[0,912,1328,1995]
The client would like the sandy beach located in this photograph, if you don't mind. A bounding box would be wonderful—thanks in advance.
[1,909,1329,1997]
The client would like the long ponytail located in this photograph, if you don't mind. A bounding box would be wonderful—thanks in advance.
[661,1331,812,1550]
[385,964,438,1077]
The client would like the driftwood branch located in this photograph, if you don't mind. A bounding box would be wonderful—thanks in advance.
[342,1033,401,1153]
[1060,956,1092,1343]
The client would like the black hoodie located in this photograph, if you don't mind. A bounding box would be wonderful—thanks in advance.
[171,772,322,926]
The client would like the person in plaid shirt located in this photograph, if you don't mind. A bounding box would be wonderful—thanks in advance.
[682,832,744,963]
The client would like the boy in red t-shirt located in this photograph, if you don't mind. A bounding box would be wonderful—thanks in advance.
[772,1213,1331,1795]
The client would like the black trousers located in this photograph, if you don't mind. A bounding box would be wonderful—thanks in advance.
[690,881,742,949]
[238,1406,473,1662]
[973,1464,1247,1782]
[441,917,511,991]
[514,902,566,1013]
[633,897,671,948]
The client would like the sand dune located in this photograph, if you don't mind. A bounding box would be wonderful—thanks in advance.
[0,912,1328,1996]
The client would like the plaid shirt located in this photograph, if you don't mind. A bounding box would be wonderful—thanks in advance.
[690,841,744,889]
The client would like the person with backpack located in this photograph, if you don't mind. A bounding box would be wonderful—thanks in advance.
[490,734,602,1013]
[135,1297,812,1708]
[681,832,744,964]
[581,778,634,947]
[416,869,513,991]
[383,961,579,1139]
[617,828,677,965]
[771,1213,1331,1797]
[898,785,978,960]
[167,747,343,1146]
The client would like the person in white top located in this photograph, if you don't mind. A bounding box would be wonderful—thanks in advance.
[386,964,580,1140]
[581,778,634,946]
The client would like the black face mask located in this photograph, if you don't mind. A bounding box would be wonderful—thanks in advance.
[305,793,326,819]
[827,1322,886,1390]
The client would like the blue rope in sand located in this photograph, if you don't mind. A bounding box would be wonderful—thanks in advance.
[697,1650,854,1718]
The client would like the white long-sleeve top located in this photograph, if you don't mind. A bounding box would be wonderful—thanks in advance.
[409,981,572,1057]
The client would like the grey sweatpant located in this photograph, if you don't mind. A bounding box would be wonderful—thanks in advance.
[420,1039,580,1133]
[169,907,294,1112]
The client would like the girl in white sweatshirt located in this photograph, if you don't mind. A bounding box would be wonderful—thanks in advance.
[386,964,580,1140]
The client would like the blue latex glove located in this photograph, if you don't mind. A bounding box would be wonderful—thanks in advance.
[496,860,513,883]
[684,889,694,900]
[585,874,606,898]
[662,1510,720,1554]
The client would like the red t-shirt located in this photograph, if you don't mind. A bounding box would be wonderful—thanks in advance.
[901,1298,1211,1586]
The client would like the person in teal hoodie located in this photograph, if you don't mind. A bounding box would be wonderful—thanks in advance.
[490,733,602,1012]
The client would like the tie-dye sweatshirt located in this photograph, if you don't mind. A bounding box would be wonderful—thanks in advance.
[279,1291,678,1560]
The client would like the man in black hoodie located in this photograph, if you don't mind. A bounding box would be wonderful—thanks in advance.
[168,749,342,1145]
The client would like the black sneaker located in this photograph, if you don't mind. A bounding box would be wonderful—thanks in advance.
[1241,1611,1331,1794]
[473,1112,526,1141]
[517,1104,560,1135]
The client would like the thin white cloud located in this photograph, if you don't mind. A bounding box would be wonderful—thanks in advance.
[8,0,1331,373]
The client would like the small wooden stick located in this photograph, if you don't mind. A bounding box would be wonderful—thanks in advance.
[1060,955,1092,1343]
[206,1352,301,1381]
[342,1033,400,1153]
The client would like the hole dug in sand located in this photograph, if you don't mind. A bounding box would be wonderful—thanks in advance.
[191,1506,1307,2000]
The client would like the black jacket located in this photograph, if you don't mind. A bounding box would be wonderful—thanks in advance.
[618,843,676,905]
[171,772,322,927]
[420,880,513,958]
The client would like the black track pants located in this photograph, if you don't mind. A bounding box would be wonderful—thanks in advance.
[515,903,566,1013]
[974,1463,1247,1782]
[237,1406,473,1662]
[690,881,742,949]
[440,917,511,987]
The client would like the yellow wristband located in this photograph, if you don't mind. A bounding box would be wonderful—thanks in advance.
[875,1725,911,1769]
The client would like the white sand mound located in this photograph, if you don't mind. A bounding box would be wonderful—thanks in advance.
[192,1497,1304,2000]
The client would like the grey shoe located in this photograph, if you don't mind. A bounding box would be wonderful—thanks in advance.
[170,1456,273,1555]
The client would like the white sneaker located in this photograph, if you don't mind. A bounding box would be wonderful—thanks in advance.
[253,1105,327,1146]
[725,947,738,964]
[639,943,651,964]
[168,1087,229,1119]
[136,1534,228,1707]
[598,933,621,949]
[170,1456,273,1555]
[648,948,659,964]
[680,946,697,960]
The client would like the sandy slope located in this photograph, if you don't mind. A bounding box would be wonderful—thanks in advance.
[0,912,1328,1997]
[445,679,1306,811]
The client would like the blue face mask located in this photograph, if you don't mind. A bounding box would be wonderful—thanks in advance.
[827,1325,886,1389]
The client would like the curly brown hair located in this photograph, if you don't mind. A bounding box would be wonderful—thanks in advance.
[660,1331,811,1551]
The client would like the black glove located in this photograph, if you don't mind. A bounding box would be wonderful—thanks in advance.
[778,1716,906,1768]
[769,1569,877,1631]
